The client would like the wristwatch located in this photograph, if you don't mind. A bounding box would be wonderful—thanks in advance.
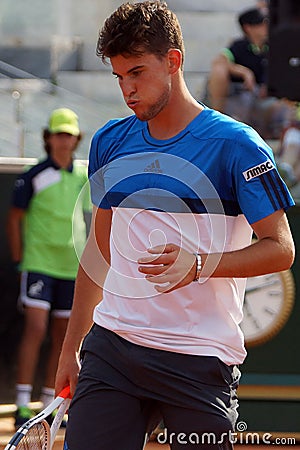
[240,269,295,347]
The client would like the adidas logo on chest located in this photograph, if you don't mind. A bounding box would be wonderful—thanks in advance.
[144,159,163,173]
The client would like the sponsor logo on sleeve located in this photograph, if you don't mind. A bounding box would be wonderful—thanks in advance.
[243,160,275,181]
[14,178,25,189]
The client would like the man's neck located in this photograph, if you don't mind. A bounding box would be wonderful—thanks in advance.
[147,83,203,140]
[50,151,73,169]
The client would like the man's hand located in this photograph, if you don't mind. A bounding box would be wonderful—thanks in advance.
[55,350,81,398]
[242,68,256,91]
[138,243,197,293]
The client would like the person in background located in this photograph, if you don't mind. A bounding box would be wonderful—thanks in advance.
[7,108,89,429]
[278,103,300,199]
[205,7,292,139]
[256,0,269,15]
[55,2,295,449]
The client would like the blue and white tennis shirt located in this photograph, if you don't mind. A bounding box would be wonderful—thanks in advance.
[88,108,294,365]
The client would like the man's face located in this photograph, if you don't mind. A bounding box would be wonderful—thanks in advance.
[48,132,78,153]
[110,52,172,121]
[245,21,268,44]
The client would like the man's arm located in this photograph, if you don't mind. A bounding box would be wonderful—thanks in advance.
[138,209,295,293]
[6,207,25,264]
[227,61,256,91]
[207,54,231,112]
[55,206,112,396]
[207,53,257,112]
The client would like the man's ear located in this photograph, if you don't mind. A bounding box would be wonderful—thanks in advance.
[167,48,182,73]
[242,24,250,35]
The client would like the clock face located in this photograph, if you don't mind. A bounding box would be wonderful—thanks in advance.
[240,269,295,347]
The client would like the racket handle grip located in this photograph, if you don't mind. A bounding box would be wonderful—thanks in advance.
[59,385,71,399]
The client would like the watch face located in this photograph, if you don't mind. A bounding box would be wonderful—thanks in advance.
[241,269,295,347]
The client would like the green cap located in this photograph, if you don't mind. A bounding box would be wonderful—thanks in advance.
[48,108,80,136]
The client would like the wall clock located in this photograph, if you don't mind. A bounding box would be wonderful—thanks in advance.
[240,269,295,347]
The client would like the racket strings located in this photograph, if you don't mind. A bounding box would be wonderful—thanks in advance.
[15,421,50,450]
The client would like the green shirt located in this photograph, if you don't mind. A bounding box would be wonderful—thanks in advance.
[12,157,90,279]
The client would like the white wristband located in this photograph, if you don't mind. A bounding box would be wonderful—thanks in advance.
[193,253,202,282]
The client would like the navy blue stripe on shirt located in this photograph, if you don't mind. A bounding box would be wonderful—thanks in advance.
[260,171,289,211]
[272,170,291,207]
[259,174,277,210]
[100,191,241,216]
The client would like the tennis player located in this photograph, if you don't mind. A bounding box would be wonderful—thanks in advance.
[55,2,295,449]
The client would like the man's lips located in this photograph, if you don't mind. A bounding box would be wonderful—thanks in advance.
[127,99,139,108]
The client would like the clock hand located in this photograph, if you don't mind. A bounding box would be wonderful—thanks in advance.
[243,296,261,329]
[245,279,280,294]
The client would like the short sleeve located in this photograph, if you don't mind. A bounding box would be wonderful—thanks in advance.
[11,169,33,209]
[88,131,111,209]
[230,132,294,224]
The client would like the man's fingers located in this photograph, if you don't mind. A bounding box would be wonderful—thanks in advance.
[138,251,176,265]
[154,281,181,293]
[138,244,196,293]
[147,243,177,254]
[139,265,168,276]
[138,255,166,265]
[145,273,171,284]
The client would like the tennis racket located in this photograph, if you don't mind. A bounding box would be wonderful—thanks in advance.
[5,386,71,450]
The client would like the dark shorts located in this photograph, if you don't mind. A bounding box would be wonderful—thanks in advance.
[20,271,75,317]
[64,325,241,450]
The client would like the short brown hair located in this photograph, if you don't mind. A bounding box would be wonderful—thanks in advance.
[96,1,185,68]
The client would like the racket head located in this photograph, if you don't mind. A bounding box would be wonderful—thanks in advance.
[5,387,71,450]
[5,419,51,450]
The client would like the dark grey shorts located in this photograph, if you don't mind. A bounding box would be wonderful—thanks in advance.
[64,324,241,450]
